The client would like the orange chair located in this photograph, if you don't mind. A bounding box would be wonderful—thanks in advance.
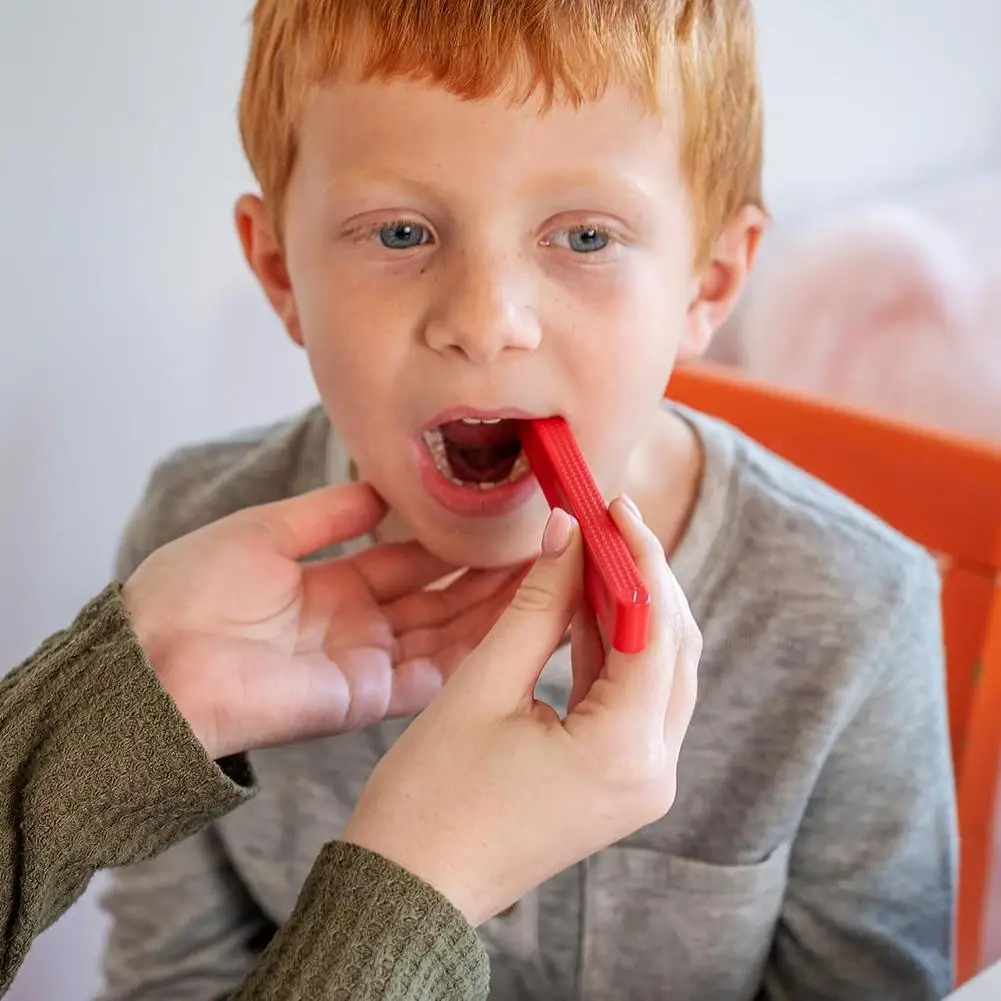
[666,362,1001,987]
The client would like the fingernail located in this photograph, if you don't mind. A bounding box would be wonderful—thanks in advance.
[619,494,643,522]
[541,508,575,556]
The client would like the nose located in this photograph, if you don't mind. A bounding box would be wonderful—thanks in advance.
[422,249,542,364]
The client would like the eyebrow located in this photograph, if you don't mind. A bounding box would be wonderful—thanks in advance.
[321,167,446,204]
[521,167,658,212]
[321,164,658,219]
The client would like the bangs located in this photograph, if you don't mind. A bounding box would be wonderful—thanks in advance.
[240,1,764,263]
[295,1,670,111]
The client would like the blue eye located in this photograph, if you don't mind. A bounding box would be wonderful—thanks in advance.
[563,227,611,253]
[378,222,430,249]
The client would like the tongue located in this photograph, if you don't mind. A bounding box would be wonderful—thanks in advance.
[439,419,522,485]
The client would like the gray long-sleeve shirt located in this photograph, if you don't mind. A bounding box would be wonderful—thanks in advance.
[97,403,956,1001]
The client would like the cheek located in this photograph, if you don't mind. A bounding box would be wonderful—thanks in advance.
[575,345,675,467]
[560,267,685,471]
[565,267,686,385]
[293,277,406,444]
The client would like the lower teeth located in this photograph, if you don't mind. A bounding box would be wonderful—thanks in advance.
[422,428,529,489]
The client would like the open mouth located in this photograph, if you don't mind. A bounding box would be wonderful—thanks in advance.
[422,417,531,490]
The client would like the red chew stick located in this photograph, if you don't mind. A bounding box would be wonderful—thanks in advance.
[519,417,651,653]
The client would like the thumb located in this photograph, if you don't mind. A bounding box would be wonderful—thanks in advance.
[242,483,388,560]
[448,509,584,709]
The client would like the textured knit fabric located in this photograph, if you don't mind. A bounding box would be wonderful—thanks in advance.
[236,842,490,1001]
[0,586,488,1000]
[98,403,957,1001]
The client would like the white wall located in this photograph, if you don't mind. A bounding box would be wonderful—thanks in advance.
[1,1,998,997]
[758,2,1001,218]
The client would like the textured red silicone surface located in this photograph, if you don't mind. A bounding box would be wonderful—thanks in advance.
[519,417,650,653]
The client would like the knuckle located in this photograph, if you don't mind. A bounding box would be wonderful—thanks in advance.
[684,616,703,657]
[669,611,686,641]
[511,581,558,613]
[645,778,678,821]
[244,511,290,552]
[584,729,679,826]
[639,533,667,568]
[667,610,701,655]
[596,737,668,795]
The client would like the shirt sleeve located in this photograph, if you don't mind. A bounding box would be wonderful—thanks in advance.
[0,585,253,997]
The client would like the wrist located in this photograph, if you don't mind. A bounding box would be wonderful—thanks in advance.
[120,578,163,672]
[121,581,219,760]
[342,816,483,925]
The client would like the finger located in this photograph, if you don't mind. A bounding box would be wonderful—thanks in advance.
[597,497,696,715]
[397,646,468,688]
[393,571,521,667]
[446,509,584,710]
[384,563,525,634]
[248,483,387,560]
[385,658,447,718]
[661,568,701,743]
[568,600,605,714]
[396,568,529,683]
[350,541,458,603]
[227,644,440,750]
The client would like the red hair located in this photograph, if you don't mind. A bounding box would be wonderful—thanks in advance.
[239,0,764,264]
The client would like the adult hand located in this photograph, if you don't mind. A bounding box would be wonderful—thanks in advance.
[122,483,522,760]
[342,497,701,926]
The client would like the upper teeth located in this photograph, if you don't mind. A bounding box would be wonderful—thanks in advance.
[459,417,503,425]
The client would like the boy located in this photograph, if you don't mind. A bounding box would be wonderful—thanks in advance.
[98,2,956,999]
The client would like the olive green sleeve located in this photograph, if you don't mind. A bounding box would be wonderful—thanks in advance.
[0,584,253,992]
[232,841,490,1001]
[0,585,489,1000]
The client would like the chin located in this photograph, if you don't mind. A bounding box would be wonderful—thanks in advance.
[406,502,550,570]
[429,533,540,570]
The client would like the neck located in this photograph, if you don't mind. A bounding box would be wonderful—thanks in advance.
[621,407,704,560]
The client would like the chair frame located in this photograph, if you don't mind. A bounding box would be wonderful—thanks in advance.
[667,362,1001,986]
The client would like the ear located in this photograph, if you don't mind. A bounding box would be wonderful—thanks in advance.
[234,194,303,346]
[680,204,768,361]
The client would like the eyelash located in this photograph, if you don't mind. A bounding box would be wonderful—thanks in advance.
[349,219,619,255]
[351,219,434,245]
[543,224,617,255]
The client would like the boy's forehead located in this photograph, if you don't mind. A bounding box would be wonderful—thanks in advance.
[296,74,683,191]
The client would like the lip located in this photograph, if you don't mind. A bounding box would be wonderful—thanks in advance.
[420,405,542,431]
[416,444,540,518]
[414,406,545,518]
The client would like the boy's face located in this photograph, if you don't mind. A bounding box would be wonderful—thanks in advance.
[238,75,760,567]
